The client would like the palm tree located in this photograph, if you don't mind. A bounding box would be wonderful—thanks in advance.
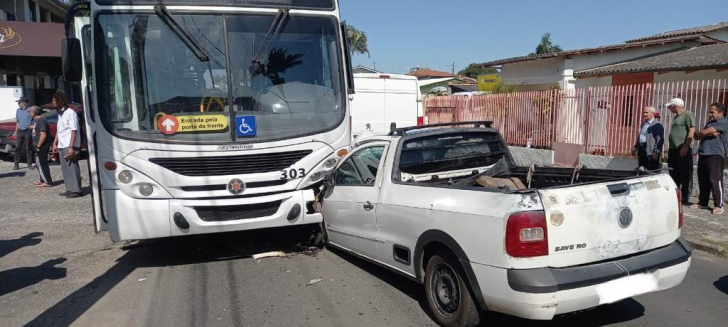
[534,33,563,55]
[346,25,370,58]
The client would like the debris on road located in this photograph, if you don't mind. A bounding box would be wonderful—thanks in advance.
[307,278,323,286]
[138,278,147,282]
[252,251,288,259]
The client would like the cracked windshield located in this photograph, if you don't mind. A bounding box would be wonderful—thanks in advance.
[96,13,344,142]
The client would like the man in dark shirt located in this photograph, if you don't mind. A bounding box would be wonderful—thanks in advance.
[693,103,728,214]
[30,106,53,187]
[13,97,34,170]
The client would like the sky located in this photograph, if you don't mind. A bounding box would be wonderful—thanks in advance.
[339,0,728,74]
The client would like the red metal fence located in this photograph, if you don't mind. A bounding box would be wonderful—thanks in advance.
[424,79,728,157]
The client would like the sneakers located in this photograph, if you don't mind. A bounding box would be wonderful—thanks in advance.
[59,191,71,196]
[27,164,35,170]
[713,207,724,215]
[690,203,710,210]
[66,192,83,198]
[12,164,19,170]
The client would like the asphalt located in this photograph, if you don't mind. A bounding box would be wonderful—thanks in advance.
[1,157,727,327]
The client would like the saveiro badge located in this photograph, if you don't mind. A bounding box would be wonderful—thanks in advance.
[236,116,257,137]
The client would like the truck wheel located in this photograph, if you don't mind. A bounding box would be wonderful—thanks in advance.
[424,250,480,327]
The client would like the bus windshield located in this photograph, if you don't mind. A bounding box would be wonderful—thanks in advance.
[96,13,345,143]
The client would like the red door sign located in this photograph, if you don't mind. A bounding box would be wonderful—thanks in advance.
[157,115,179,135]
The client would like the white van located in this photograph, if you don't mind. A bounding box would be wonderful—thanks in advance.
[351,73,423,138]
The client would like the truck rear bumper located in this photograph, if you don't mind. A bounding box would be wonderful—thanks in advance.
[104,189,323,242]
[472,238,691,320]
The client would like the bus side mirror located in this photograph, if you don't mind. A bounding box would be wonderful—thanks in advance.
[323,171,335,188]
[62,38,83,82]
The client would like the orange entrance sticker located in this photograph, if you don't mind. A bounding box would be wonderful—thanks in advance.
[157,114,180,135]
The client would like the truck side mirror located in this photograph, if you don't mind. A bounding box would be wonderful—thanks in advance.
[62,38,83,82]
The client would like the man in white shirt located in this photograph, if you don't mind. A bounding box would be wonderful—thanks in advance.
[51,91,83,198]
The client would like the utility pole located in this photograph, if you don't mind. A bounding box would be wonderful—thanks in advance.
[451,62,455,75]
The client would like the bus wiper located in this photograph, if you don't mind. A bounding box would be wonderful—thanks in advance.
[154,5,210,62]
[251,8,290,74]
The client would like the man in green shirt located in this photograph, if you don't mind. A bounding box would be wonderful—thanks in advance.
[666,98,695,204]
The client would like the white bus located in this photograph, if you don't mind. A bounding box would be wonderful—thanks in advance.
[62,0,355,242]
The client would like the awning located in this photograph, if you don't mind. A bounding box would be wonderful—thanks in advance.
[0,21,65,58]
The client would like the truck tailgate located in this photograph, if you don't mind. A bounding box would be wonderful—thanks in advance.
[538,174,681,268]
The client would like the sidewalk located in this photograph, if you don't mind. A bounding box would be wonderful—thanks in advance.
[682,196,728,257]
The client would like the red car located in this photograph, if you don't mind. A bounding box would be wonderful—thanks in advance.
[0,102,86,162]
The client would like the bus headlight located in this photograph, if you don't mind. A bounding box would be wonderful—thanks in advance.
[118,170,133,184]
[308,171,325,183]
[138,183,154,196]
[323,158,337,169]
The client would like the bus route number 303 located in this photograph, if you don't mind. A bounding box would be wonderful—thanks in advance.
[281,168,306,180]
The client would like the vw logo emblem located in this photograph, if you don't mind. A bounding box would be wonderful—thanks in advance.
[618,208,633,228]
[227,178,245,195]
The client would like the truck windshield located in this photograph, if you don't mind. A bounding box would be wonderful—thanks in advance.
[95,13,345,143]
[399,132,506,175]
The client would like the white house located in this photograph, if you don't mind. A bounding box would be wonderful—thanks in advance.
[479,22,728,91]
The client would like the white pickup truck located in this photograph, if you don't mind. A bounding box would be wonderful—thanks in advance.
[318,121,691,326]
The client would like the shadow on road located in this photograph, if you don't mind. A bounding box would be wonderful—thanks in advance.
[0,258,67,296]
[23,226,321,327]
[0,232,44,258]
[329,247,645,327]
[715,276,728,295]
[0,171,26,178]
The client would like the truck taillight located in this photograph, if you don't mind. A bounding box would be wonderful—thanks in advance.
[676,189,684,228]
[417,116,424,126]
[506,211,548,258]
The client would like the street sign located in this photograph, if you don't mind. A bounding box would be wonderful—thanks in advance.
[236,116,257,137]
[478,73,501,92]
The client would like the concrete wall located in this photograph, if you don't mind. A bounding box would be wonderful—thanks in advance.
[508,146,554,167]
[501,57,565,86]
[574,75,612,89]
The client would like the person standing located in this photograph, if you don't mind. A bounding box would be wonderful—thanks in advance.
[13,97,35,170]
[692,103,728,214]
[666,98,695,204]
[30,106,53,187]
[51,91,83,198]
[632,106,664,170]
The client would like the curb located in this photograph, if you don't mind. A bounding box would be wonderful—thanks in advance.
[685,239,728,258]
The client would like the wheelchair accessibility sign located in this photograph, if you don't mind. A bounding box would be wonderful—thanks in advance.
[236,116,257,137]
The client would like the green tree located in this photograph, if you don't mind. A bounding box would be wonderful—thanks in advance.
[457,63,497,79]
[532,33,563,55]
[491,81,516,94]
[346,25,370,57]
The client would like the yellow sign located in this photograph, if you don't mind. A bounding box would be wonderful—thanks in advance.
[478,73,501,92]
[154,113,229,133]
[0,26,22,49]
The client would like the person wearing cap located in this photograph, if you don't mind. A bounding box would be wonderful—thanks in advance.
[692,103,728,215]
[29,106,54,187]
[666,98,696,204]
[13,97,35,170]
[632,106,664,170]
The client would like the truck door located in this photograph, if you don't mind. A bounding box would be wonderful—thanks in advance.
[323,143,388,259]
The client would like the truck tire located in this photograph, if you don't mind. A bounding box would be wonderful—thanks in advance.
[424,250,480,327]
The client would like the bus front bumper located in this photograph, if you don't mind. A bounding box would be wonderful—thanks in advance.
[103,189,323,242]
